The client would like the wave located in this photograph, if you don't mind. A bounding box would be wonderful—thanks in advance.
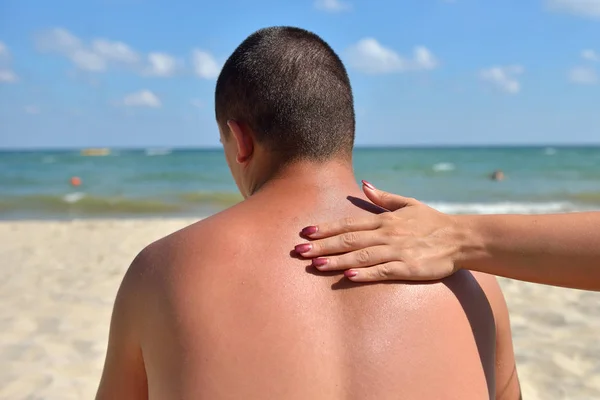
[0,192,595,219]
[63,192,86,203]
[432,162,455,172]
[562,191,600,205]
[525,191,600,205]
[0,194,184,216]
[0,191,243,218]
[427,201,582,215]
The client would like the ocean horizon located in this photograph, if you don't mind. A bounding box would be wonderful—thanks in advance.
[2,143,600,152]
[1,145,599,220]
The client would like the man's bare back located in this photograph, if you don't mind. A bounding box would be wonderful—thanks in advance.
[97,171,520,400]
[97,26,519,400]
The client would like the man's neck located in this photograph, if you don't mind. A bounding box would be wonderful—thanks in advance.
[250,157,360,198]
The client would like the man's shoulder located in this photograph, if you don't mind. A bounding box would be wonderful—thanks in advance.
[132,205,252,276]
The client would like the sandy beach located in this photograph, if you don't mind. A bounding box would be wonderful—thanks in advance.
[1,219,599,400]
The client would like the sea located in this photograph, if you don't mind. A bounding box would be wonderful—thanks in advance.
[1,146,599,220]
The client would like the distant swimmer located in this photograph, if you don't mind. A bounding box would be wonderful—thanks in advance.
[490,170,505,181]
[70,176,82,187]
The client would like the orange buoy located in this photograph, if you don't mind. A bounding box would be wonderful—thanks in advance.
[70,176,82,187]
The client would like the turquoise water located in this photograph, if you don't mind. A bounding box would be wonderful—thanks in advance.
[1,146,599,219]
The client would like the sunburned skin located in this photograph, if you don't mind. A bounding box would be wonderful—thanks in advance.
[96,164,521,400]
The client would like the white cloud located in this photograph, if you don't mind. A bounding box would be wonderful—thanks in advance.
[347,39,406,74]
[547,0,600,18]
[35,28,216,80]
[24,105,40,114]
[479,65,524,94]
[91,39,139,64]
[70,49,107,71]
[192,49,220,79]
[582,49,599,62]
[121,90,162,108]
[35,28,143,74]
[0,41,9,58]
[315,0,351,12]
[144,52,178,77]
[0,41,18,83]
[0,69,18,83]
[568,66,598,84]
[413,46,438,70]
[345,38,438,74]
[190,98,204,108]
[567,50,598,85]
[36,28,81,54]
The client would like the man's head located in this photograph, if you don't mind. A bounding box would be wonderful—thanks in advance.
[215,26,355,197]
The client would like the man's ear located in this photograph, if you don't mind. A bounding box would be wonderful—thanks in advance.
[226,120,254,164]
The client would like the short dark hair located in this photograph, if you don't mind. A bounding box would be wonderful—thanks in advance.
[215,26,355,162]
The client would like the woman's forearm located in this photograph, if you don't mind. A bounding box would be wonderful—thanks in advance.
[458,213,600,291]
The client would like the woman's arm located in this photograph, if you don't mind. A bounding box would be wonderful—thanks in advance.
[295,181,600,291]
[458,212,600,291]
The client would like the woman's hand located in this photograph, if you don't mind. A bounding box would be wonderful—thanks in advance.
[295,181,471,282]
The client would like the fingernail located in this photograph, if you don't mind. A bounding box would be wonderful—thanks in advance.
[361,180,375,190]
[311,258,328,268]
[344,270,358,278]
[294,243,312,254]
[301,226,318,236]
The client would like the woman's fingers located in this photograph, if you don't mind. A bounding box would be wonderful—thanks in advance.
[300,215,382,240]
[361,181,418,212]
[310,245,396,271]
[295,230,386,258]
[345,261,456,282]
[343,262,412,282]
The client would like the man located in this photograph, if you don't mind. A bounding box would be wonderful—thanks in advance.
[96,27,520,399]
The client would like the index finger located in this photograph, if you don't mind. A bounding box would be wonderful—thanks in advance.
[300,215,382,239]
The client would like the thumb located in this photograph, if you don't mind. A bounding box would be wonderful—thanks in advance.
[361,180,417,211]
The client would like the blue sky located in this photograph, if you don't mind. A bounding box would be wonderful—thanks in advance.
[1,0,599,148]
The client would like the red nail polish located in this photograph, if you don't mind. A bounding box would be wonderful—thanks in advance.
[361,180,375,190]
[312,258,328,267]
[301,226,318,236]
[295,243,312,254]
[344,270,358,278]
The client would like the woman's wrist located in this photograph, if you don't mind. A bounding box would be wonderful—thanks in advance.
[452,214,491,271]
